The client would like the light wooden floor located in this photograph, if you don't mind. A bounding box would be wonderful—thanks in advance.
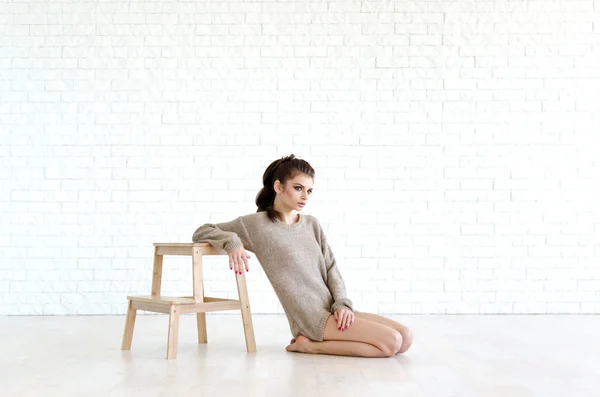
[1,314,598,397]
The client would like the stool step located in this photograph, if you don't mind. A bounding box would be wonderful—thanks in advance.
[127,295,243,314]
[127,295,196,305]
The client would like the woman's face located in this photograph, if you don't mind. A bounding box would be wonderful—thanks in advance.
[274,174,314,212]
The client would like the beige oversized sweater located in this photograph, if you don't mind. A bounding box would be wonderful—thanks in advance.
[191,211,354,342]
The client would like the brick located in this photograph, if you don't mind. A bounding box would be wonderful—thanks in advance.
[0,0,598,315]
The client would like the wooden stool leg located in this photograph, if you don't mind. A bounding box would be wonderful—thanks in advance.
[121,300,137,350]
[192,247,208,344]
[235,272,257,353]
[196,313,208,344]
[151,246,163,297]
[166,306,180,360]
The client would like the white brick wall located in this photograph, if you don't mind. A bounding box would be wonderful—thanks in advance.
[1,0,599,315]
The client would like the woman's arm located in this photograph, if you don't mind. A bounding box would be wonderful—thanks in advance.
[316,220,354,313]
[192,216,255,253]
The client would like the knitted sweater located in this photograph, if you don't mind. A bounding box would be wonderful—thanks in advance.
[191,211,354,342]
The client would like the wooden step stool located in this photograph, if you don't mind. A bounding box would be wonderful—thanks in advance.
[121,243,257,359]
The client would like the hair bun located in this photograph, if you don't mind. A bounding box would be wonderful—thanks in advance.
[279,154,295,164]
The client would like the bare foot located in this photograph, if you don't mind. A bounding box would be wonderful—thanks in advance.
[285,335,310,353]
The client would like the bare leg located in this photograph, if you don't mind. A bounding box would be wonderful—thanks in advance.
[287,335,392,357]
[354,312,413,354]
[286,315,402,358]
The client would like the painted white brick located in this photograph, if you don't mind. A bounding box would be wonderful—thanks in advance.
[1,0,599,315]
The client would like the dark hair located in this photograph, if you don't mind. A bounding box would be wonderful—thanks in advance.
[255,154,315,223]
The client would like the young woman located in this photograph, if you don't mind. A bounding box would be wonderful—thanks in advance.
[192,154,413,357]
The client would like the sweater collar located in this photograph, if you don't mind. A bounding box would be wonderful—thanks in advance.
[274,213,305,228]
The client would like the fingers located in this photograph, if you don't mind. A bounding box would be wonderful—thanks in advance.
[336,310,355,331]
[228,249,251,275]
[228,253,240,274]
[337,311,344,330]
[342,311,349,330]
[236,254,243,274]
[242,250,250,272]
[240,251,251,273]
[336,310,346,331]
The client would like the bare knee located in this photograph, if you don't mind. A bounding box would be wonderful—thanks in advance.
[398,328,413,354]
[381,331,403,357]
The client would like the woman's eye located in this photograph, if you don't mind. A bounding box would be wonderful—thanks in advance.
[295,186,313,194]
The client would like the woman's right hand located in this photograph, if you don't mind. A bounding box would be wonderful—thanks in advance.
[229,246,251,274]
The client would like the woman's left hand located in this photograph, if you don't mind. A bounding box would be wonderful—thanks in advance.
[334,307,355,331]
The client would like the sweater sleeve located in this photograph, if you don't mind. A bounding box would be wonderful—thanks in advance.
[191,216,254,254]
[316,220,354,313]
